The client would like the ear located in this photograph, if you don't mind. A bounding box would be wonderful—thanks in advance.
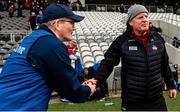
[55,21,60,27]
[128,20,133,26]
[55,21,62,31]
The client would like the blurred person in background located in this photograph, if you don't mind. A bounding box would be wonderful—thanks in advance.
[29,11,37,30]
[0,4,96,111]
[95,4,176,111]
[36,10,43,29]
[66,39,78,60]
[23,0,30,9]
[149,22,162,34]
[8,4,15,17]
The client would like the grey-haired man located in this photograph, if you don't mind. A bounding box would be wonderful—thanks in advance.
[95,4,176,111]
[0,4,96,111]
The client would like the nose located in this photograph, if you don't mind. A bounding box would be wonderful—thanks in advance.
[72,25,75,31]
[143,16,149,21]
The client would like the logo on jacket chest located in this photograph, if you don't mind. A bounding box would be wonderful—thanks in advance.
[152,45,158,50]
[128,45,158,51]
[128,39,138,51]
[129,46,138,51]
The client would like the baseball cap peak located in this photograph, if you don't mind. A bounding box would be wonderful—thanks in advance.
[42,4,84,23]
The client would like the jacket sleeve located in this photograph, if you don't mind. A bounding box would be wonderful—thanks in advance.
[161,41,176,89]
[48,47,91,102]
[95,37,122,82]
[27,36,91,103]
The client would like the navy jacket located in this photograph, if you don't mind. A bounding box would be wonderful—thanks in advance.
[0,26,90,111]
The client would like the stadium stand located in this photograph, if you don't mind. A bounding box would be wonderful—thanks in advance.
[0,11,30,31]
[1,2,180,92]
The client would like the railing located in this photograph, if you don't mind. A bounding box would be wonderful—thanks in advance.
[84,4,173,13]
[0,30,31,42]
[161,16,180,26]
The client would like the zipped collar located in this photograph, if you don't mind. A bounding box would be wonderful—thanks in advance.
[38,25,57,38]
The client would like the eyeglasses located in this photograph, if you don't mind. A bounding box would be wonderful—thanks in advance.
[59,19,74,24]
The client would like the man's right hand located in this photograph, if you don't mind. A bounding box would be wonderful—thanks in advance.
[82,78,97,96]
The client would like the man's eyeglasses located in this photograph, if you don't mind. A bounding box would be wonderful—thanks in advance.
[59,19,74,24]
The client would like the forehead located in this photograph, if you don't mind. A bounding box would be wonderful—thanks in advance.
[134,12,148,18]
[62,17,73,21]
[84,68,88,71]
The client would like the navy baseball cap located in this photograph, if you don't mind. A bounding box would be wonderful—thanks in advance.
[41,4,84,23]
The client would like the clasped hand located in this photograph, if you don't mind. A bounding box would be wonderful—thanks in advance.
[82,78,97,96]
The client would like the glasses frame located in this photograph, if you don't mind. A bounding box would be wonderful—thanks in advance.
[59,18,75,24]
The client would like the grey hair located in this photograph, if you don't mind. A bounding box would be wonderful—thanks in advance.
[40,17,70,27]
[40,19,59,28]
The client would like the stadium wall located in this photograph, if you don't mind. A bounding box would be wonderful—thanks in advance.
[151,20,180,40]
[151,20,180,69]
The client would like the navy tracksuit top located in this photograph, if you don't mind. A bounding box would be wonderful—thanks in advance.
[0,26,91,111]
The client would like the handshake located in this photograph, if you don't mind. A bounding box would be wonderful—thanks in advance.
[82,78,97,96]
[82,79,108,100]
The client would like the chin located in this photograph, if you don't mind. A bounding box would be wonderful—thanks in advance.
[64,36,73,40]
[142,27,149,32]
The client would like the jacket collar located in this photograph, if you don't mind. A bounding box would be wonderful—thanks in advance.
[38,25,57,38]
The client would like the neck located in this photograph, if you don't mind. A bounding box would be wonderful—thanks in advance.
[134,30,148,36]
[49,27,63,41]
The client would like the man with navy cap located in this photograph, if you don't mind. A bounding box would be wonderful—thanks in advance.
[0,4,96,111]
[95,4,176,111]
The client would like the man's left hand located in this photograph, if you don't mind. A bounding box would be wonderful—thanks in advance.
[168,89,177,100]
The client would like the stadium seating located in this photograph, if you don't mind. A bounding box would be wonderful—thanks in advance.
[1,11,180,77]
[0,11,30,31]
